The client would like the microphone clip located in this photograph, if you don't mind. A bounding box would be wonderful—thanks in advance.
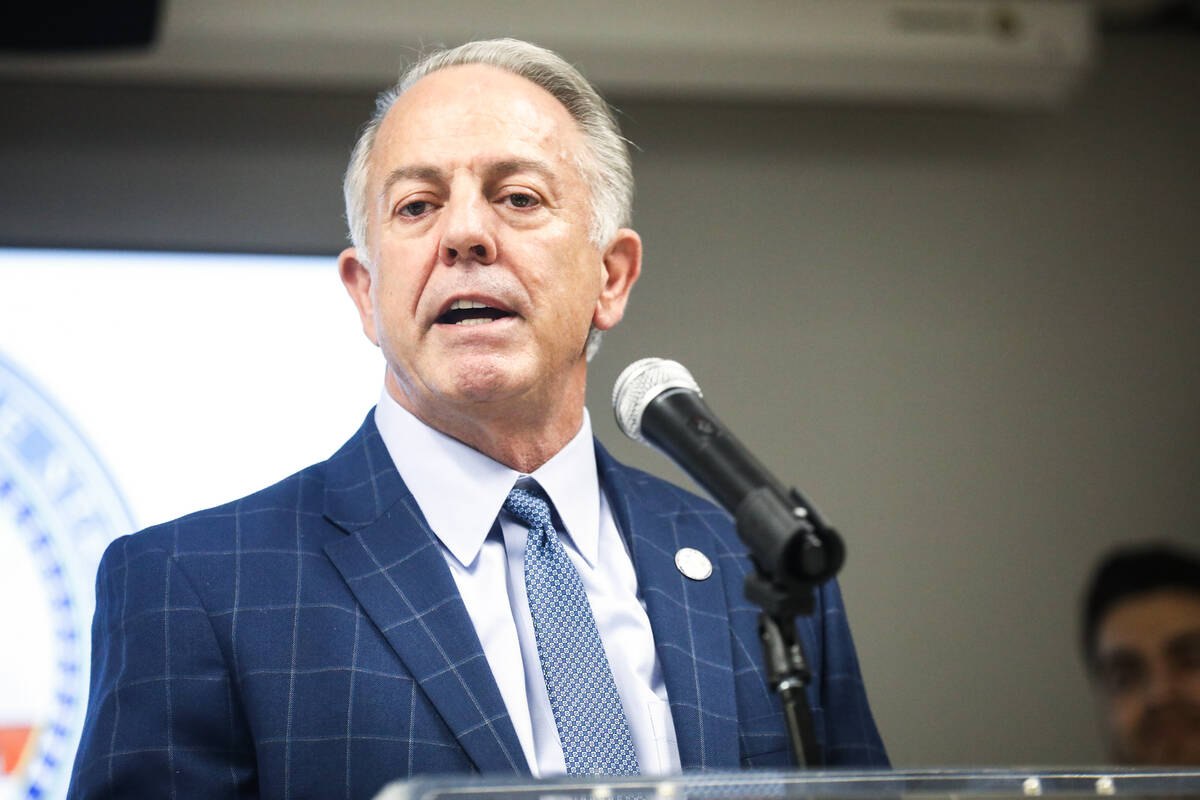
[735,485,845,592]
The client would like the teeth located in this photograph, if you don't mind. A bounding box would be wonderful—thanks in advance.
[455,317,491,326]
[449,299,491,311]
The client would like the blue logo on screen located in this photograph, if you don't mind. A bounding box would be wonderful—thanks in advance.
[0,354,134,800]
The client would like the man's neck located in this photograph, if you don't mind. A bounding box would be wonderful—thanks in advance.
[384,370,587,474]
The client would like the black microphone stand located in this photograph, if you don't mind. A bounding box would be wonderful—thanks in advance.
[736,485,845,768]
[622,381,846,766]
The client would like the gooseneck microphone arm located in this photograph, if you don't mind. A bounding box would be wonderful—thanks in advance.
[613,358,846,768]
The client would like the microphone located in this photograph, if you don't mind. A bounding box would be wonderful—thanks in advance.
[612,358,843,585]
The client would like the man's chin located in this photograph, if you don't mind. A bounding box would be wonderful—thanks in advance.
[396,347,586,424]
[436,358,535,408]
[449,378,522,406]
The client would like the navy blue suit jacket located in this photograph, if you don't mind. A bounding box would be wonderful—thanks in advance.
[69,411,887,799]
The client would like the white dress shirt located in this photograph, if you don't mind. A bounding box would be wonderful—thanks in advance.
[373,390,681,777]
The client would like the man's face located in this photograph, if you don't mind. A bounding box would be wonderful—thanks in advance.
[339,64,638,430]
[1093,589,1200,765]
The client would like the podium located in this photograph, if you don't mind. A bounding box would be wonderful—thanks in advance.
[376,769,1200,800]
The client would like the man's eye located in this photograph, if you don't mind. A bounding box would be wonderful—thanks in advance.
[1102,663,1144,695]
[504,193,538,209]
[1172,638,1200,670]
[397,200,431,217]
[1108,671,1137,693]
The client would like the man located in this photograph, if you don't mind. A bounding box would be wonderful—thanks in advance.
[1083,542,1200,765]
[69,39,887,799]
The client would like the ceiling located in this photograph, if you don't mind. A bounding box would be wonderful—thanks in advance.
[0,1,1101,108]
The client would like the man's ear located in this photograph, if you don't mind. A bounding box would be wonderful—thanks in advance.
[593,228,642,331]
[338,247,380,347]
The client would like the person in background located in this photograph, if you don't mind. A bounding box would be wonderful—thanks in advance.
[1083,542,1200,765]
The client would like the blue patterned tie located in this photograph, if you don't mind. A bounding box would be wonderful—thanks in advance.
[504,484,640,776]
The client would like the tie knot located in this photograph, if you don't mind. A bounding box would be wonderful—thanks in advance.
[503,485,553,531]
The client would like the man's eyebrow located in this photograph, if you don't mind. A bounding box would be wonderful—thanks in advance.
[482,159,557,183]
[380,166,446,198]
[1166,629,1200,657]
[1097,648,1142,671]
[379,160,558,200]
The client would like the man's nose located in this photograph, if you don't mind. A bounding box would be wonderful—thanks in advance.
[439,195,497,267]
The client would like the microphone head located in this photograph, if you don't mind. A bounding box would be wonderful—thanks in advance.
[612,358,702,442]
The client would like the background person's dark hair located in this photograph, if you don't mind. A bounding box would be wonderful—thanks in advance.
[1082,542,1200,671]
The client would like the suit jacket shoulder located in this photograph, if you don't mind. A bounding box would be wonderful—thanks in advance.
[70,413,524,799]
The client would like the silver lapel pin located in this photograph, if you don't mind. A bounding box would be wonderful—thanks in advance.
[674,547,712,581]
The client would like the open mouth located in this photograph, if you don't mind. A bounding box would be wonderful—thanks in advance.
[436,298,517,326]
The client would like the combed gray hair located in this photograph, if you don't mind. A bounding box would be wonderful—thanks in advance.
[342,38,633,360]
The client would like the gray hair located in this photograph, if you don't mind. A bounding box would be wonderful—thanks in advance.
[342,39,633,360]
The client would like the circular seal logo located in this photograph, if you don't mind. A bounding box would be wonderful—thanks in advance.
[0,353,134,800]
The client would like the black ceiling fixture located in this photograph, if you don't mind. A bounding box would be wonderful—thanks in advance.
[1099,0,1200,31]
[0,1,160,52]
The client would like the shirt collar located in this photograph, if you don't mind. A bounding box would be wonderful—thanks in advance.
[373,388,601,569]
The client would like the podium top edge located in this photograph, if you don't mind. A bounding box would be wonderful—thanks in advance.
[375,768,1200,800]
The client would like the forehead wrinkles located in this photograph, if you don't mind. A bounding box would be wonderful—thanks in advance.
[373,67,586,186]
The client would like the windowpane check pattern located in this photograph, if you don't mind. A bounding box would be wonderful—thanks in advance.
[504,485,640,776]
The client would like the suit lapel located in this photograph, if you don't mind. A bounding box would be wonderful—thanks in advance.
[322,413,527,775]
[596,443,741,771]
